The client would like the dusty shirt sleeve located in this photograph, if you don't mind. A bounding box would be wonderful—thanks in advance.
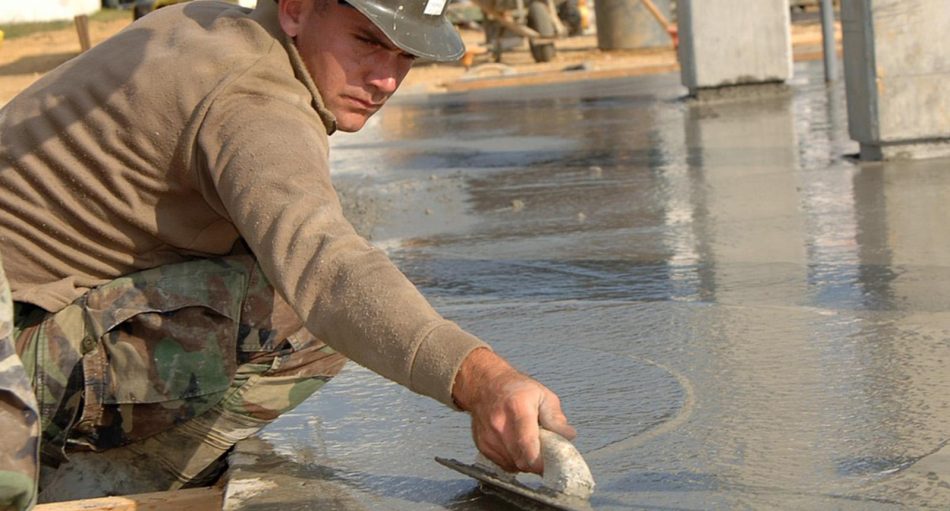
[194,92,489,407]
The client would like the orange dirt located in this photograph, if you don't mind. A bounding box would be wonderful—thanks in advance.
[0,18,130,105]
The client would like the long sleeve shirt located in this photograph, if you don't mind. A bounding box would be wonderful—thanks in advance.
[0,0,487,408]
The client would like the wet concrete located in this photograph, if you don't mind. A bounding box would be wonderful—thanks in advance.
[226,61,950,510]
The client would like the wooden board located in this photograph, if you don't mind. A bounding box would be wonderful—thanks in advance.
[34,486,223,511]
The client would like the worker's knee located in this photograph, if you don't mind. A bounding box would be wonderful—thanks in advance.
[228,334,348,422]
[230,261,349,420]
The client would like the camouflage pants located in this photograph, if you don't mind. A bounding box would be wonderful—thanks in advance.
[6,255,347,506]
[0,254,40,511]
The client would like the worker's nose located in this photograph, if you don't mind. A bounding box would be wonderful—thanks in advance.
[365,53,412,97]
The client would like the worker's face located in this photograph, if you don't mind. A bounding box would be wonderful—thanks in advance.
[279,0,416,132]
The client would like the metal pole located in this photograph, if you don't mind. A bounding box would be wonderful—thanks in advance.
[819,0,837,81]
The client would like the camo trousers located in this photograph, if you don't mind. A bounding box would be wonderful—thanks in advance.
[3,254,347,507]
[0,254,39,511]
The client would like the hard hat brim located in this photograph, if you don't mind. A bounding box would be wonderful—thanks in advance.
[346,0,466,62]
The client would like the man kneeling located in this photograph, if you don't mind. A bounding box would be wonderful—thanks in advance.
[0,0,575,507]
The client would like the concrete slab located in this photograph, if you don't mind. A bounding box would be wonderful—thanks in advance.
[225,60,950,510]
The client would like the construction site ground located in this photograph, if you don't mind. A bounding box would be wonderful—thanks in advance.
[0,10,839,106]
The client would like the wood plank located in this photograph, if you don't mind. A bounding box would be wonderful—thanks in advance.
[34,486,222,511]
[74,15,92,53]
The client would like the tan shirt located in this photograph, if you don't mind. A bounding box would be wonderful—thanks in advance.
[0,0,487,407]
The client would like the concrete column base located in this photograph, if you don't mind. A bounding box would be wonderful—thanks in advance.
[678,0,792,90]
[860,140,950,161]
[842,0,950,161]
[688,82,790,102]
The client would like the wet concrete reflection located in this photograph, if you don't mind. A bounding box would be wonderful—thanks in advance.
[235,61,950,510]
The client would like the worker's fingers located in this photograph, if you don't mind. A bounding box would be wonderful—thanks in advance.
[472,417,519,472]
[538,390,577,441]
[479,440,518,473]
[507,400,542,473]
[463,361,576,476]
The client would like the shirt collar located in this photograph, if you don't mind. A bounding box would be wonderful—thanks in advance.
[251,0,337,135]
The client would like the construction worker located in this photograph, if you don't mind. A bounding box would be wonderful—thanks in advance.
[0,0,575,507]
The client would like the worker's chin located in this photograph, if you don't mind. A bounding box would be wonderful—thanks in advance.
[333,110,375,133]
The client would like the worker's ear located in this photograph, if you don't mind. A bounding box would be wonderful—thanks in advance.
[277,0,306,38]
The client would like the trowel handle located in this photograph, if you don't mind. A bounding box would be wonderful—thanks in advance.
[475,428,595,499]
[538,429,595,499]
[539,428,577,468]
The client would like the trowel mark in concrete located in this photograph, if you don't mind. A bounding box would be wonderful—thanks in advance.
[584,356,696,461]
[241,61,950,509]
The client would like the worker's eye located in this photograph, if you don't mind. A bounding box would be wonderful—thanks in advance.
[353,32,414,61]
[356,35,385,50]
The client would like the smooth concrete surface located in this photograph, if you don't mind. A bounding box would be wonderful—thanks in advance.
[678,0,792,93]
[594,0,673,50]
[840,0,950,160]
[225,61,950,510]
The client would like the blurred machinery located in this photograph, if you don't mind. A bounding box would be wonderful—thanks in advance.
[469,0,585,63]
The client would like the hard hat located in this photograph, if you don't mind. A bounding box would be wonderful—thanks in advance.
[342,0,465,62]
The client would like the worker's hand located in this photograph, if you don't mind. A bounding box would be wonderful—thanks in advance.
[452,348,576,475]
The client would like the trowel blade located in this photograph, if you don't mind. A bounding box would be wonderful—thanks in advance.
[436,457,594,511]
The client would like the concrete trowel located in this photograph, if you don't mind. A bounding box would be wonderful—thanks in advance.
[436,429,595,511]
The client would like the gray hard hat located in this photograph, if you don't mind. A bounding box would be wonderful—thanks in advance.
[343,0,465,62]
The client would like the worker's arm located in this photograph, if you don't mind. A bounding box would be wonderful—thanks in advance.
[452,347,576,474]
[197,90,488,408]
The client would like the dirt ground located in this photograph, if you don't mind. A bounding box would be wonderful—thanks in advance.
[0,12,836,106]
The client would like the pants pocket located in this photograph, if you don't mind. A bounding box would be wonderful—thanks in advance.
[74,258,252,449]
